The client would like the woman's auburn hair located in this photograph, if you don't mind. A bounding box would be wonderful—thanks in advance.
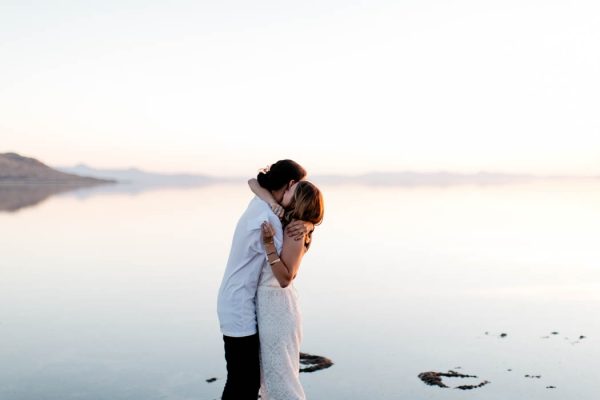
[284,181,324,227]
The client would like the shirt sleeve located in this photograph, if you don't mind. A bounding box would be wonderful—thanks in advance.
[247,211,283,255]
[246,211,269,232]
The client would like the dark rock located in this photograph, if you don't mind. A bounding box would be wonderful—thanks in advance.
[206,377,217,383]
[455,381,490,390]
[418,370,490,390]
[418,371,449,388]
[299,352,334,373]
[500,333,507,338]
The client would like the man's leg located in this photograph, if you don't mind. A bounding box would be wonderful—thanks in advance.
[222,334,260,400]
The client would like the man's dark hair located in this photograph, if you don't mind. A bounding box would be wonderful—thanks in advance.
[257,160,306,191]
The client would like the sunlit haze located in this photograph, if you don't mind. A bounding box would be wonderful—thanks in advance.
[1,0,599,176]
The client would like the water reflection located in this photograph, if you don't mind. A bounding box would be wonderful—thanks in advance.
[0,181,221,212]
[0,183,113,213]
[1,180,599,399]
[4,173,594,213]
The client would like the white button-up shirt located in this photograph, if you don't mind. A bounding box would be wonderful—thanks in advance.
[217,196,283,337]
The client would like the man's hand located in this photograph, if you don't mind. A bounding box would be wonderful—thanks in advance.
[286,220,314,241]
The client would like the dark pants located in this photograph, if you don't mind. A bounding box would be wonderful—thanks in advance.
[222,334,260,400]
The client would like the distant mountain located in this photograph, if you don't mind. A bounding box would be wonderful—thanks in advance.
[312,171,560,186]
[53,164,588,187]
[56,164,216,186]
[0,153,114,184]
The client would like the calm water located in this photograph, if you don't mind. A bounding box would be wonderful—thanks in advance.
[1,180,599,399]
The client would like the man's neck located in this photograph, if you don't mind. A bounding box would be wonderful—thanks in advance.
[271,188,285,204]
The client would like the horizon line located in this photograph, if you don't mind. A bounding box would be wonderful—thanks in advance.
[55,162,600,180]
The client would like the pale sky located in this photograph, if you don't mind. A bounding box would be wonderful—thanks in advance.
[1,0,599,176]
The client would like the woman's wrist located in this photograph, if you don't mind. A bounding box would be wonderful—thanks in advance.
[267,249,279,262]
[264,241,276,252]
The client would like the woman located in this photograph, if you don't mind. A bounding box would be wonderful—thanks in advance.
[250,179,324,400]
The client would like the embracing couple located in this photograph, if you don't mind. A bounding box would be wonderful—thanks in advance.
[217,159,324,400]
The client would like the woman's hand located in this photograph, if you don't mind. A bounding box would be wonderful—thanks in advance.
[270,203,284,218]
[261,221,276,244]
[286,220,314,241]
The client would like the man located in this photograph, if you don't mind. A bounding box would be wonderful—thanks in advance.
[217,159,307,400]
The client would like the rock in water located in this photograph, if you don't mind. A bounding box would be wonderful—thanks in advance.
[299,352,334,373]
[418,370,490,390]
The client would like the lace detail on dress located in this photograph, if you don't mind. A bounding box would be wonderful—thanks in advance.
[257,284,306,400]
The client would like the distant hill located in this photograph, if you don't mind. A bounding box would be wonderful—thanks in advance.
[0,153,114,184]
[56,164,216,186]
[312,171,544,186]
[54,164,588,187]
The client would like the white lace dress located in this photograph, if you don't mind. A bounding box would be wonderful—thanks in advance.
[257,260,306,400]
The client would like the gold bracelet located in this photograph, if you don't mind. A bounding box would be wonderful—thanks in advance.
[269,258,280,265]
